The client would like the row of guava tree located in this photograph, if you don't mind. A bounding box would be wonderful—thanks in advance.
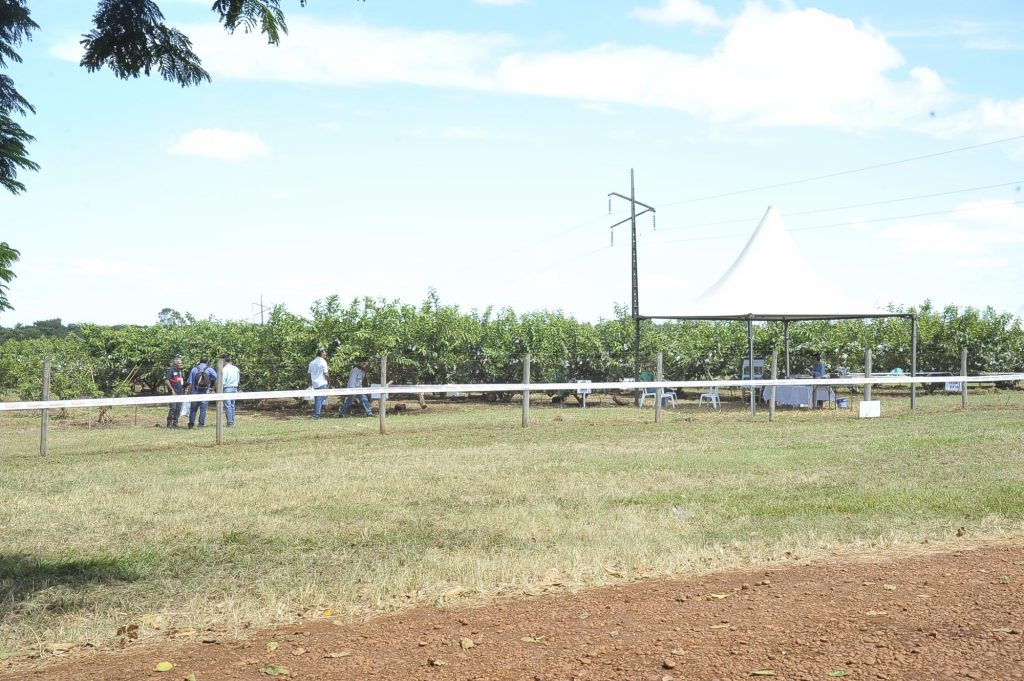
[0,293,1021,401]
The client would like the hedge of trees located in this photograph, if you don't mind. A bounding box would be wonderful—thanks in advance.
[1,292,1022,401]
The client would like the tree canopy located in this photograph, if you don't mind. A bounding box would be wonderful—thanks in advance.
[0,241,20,312]
[1,0,365,195]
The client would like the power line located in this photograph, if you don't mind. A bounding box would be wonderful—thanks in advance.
[658,179,1024,233]
[657,134,1024,207]
[657,199,1024,245]
[503,209,629,258]
[538,188,1023,265]
[547,244,614,268]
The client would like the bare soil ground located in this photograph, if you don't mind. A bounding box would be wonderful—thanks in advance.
[4,541,1022,681]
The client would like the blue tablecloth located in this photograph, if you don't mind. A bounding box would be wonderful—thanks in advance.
[762,384,834,407]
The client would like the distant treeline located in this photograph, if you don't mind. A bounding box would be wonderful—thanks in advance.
[0,318,78,342]
[1,293,1021,401]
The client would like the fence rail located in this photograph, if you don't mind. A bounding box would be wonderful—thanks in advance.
[2,374,1022,413]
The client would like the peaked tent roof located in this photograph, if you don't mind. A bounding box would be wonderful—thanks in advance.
[644,206,907,321]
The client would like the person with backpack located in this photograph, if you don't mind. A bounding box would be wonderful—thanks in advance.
[186,355,218,429]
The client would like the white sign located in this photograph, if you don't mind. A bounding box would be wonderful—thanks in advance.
[944,381,963,393]
[859,400,881,419]
[576,380,592,395]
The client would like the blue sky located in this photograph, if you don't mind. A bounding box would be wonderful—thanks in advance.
[3,0,1024,326]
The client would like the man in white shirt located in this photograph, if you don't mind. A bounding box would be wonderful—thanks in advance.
[221,355,240,426]
[307,349,330,419]
[338,360,374,417]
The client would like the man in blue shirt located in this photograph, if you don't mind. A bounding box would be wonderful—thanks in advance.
[811,354,827,379]
[187,356,218,429]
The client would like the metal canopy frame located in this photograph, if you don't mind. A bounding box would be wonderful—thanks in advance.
[639,311,918,415]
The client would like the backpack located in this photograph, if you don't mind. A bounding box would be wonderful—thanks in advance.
[194,365,211,390]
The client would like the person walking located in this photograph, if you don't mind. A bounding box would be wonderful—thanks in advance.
[164,356,186,428]
[308,348,330,419]
[221,355,240,426]
[339,360,374,417]
[187,356,217,429]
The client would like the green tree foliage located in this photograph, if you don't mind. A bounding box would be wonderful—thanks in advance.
[0,2,39,195]
[1,0,363,195]
[0,335,102,400]
[0,317,77,343]
[0,241,20,311]
[157,307,184,327]
[1,294,1022,402]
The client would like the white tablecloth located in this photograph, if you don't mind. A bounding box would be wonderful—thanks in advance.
[762,384,834,407]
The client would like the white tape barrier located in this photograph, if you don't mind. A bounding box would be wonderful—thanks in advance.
[0,374,1022,413]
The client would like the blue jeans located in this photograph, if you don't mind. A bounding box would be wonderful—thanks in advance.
[167,391,183,425]
[313,385,329,418]
[189,389,209,426]
[224,387,238,425]
[340,393,373,416]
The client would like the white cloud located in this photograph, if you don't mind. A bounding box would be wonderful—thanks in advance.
[919,98,1024,139]
[631,0,726,28]
[49,38,84,62]
[579,102,618,115]
[965,38,1024,51]
[169,129,270,161]
[191,7,954,133]
[879,199,1024,255]
[956,257,1009,269]
[442,126,491,140]
[493,11,944,131]
[73,259,161,278]
[957,198,1024,230]
[880,220,986,254]
[188,20,511,91]
[47,4,1016,137]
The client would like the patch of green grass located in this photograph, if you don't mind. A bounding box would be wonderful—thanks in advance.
[0,391,1022,655]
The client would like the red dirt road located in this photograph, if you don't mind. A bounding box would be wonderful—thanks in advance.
[5,542,1023,680]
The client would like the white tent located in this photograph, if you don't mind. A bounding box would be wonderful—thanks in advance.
[638,206,916,413]
[654,206,886,321]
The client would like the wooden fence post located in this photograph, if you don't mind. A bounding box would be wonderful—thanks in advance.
[215,358,224,445]
[769,349,777,422]
[864,349,872,403]
[379,354,388,435]
[655,352,663,424]
[961,347,968,410]
[522,353,530,428]
[40,359,50,457]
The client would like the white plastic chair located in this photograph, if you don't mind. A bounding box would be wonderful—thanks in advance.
[639,386,676,408]
[698,386,721,409]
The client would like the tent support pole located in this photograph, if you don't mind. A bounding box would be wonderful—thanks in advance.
[748,318,756,416]
[910,315,918,411]
[630,169,641,380]
[784,320,790,378]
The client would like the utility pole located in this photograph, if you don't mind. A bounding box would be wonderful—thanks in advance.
[607,169,655,379]
[252,295,271,325]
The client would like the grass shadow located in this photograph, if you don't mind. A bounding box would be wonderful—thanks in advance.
[0,553,139,618]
